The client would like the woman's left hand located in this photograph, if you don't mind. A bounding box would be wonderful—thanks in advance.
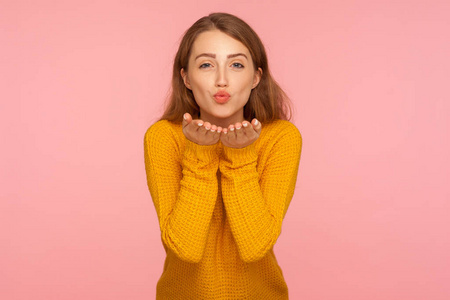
[220,119,262,149]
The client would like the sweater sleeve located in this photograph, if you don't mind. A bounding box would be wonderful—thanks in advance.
[219,123,302,263]
[144,121,220,263]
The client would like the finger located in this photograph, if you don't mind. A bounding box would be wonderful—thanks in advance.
[220,127,230,143]
[209,124,220,141]
[182,113,192,129]
[251,118,262,134]
[195,119,206,135]
[203,122,212,131]
[228,124,236,138]
[217,126,223,134]
[235,122,244,138]
[241,121,254,138]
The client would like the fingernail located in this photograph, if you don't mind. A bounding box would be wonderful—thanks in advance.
[236,126,241,130]
[254,119,259,126]
[183,113,187,120]
[211,128,216,132]
[198,123,203,126]
[230,127,235,131]
[205,126,210,130]
[243,122,248,127]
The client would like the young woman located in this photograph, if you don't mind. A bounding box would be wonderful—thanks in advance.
[144,12,302,299]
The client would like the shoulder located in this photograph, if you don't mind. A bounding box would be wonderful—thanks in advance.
[255,120,302,158]
[254,120,302,167]
[144,120,184,151]
[145,120,182,141]
[145,120,180,136]
[260,120,302,144]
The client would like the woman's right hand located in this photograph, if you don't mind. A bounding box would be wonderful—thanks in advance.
[182,113,222,145]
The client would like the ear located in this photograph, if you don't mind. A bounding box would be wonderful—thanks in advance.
[180,68,192,90]
[252,67,262,89]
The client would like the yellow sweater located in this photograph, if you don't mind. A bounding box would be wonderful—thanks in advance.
[144,119,302,299]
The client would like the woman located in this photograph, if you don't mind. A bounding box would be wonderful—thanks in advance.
[144,12,302,299]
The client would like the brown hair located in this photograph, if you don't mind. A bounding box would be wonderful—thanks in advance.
[160,12,292,123]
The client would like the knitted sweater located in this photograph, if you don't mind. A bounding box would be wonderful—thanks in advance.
[144,119,302,299]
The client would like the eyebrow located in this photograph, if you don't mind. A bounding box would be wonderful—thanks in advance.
[194,53,248,60]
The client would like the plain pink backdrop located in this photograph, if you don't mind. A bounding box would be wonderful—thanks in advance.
[2,0,449,299]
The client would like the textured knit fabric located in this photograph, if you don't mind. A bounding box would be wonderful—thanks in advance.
[144,119,302,299]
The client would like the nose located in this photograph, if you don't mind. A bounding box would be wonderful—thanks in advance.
[215,67,228,87]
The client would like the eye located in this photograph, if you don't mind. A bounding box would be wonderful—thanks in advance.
[232,62,244,68]
[199,63,212,69]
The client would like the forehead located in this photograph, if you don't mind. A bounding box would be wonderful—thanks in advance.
[190,30,251,57]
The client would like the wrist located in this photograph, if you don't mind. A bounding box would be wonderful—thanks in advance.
[184,138,219,161]
[222,143,257,162]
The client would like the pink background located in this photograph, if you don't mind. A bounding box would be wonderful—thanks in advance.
[2,0,449,299]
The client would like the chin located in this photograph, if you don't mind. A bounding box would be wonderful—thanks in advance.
[214,113,239,120]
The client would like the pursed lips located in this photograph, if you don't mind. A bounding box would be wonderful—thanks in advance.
[213,91,230,104]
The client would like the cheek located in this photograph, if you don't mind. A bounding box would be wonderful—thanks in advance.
[189,75,211,93]
[235,73,256,91]
[189,79,211,104]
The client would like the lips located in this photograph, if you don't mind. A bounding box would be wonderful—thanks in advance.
[213,91,230,104]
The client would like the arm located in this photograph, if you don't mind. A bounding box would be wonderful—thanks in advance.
[219,123,302,262]
[144,121,219,263]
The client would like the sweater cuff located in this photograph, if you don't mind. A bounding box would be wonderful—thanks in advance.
[221,143,257,164]
[184,138,219,162]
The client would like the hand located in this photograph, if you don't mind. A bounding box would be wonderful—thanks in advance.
[220,119,262,148]
[182,113,222,146]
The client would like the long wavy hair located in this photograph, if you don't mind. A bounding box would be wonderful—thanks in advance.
[160,12,292,123]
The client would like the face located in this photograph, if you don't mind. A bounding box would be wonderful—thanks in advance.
[181,30,262,127]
